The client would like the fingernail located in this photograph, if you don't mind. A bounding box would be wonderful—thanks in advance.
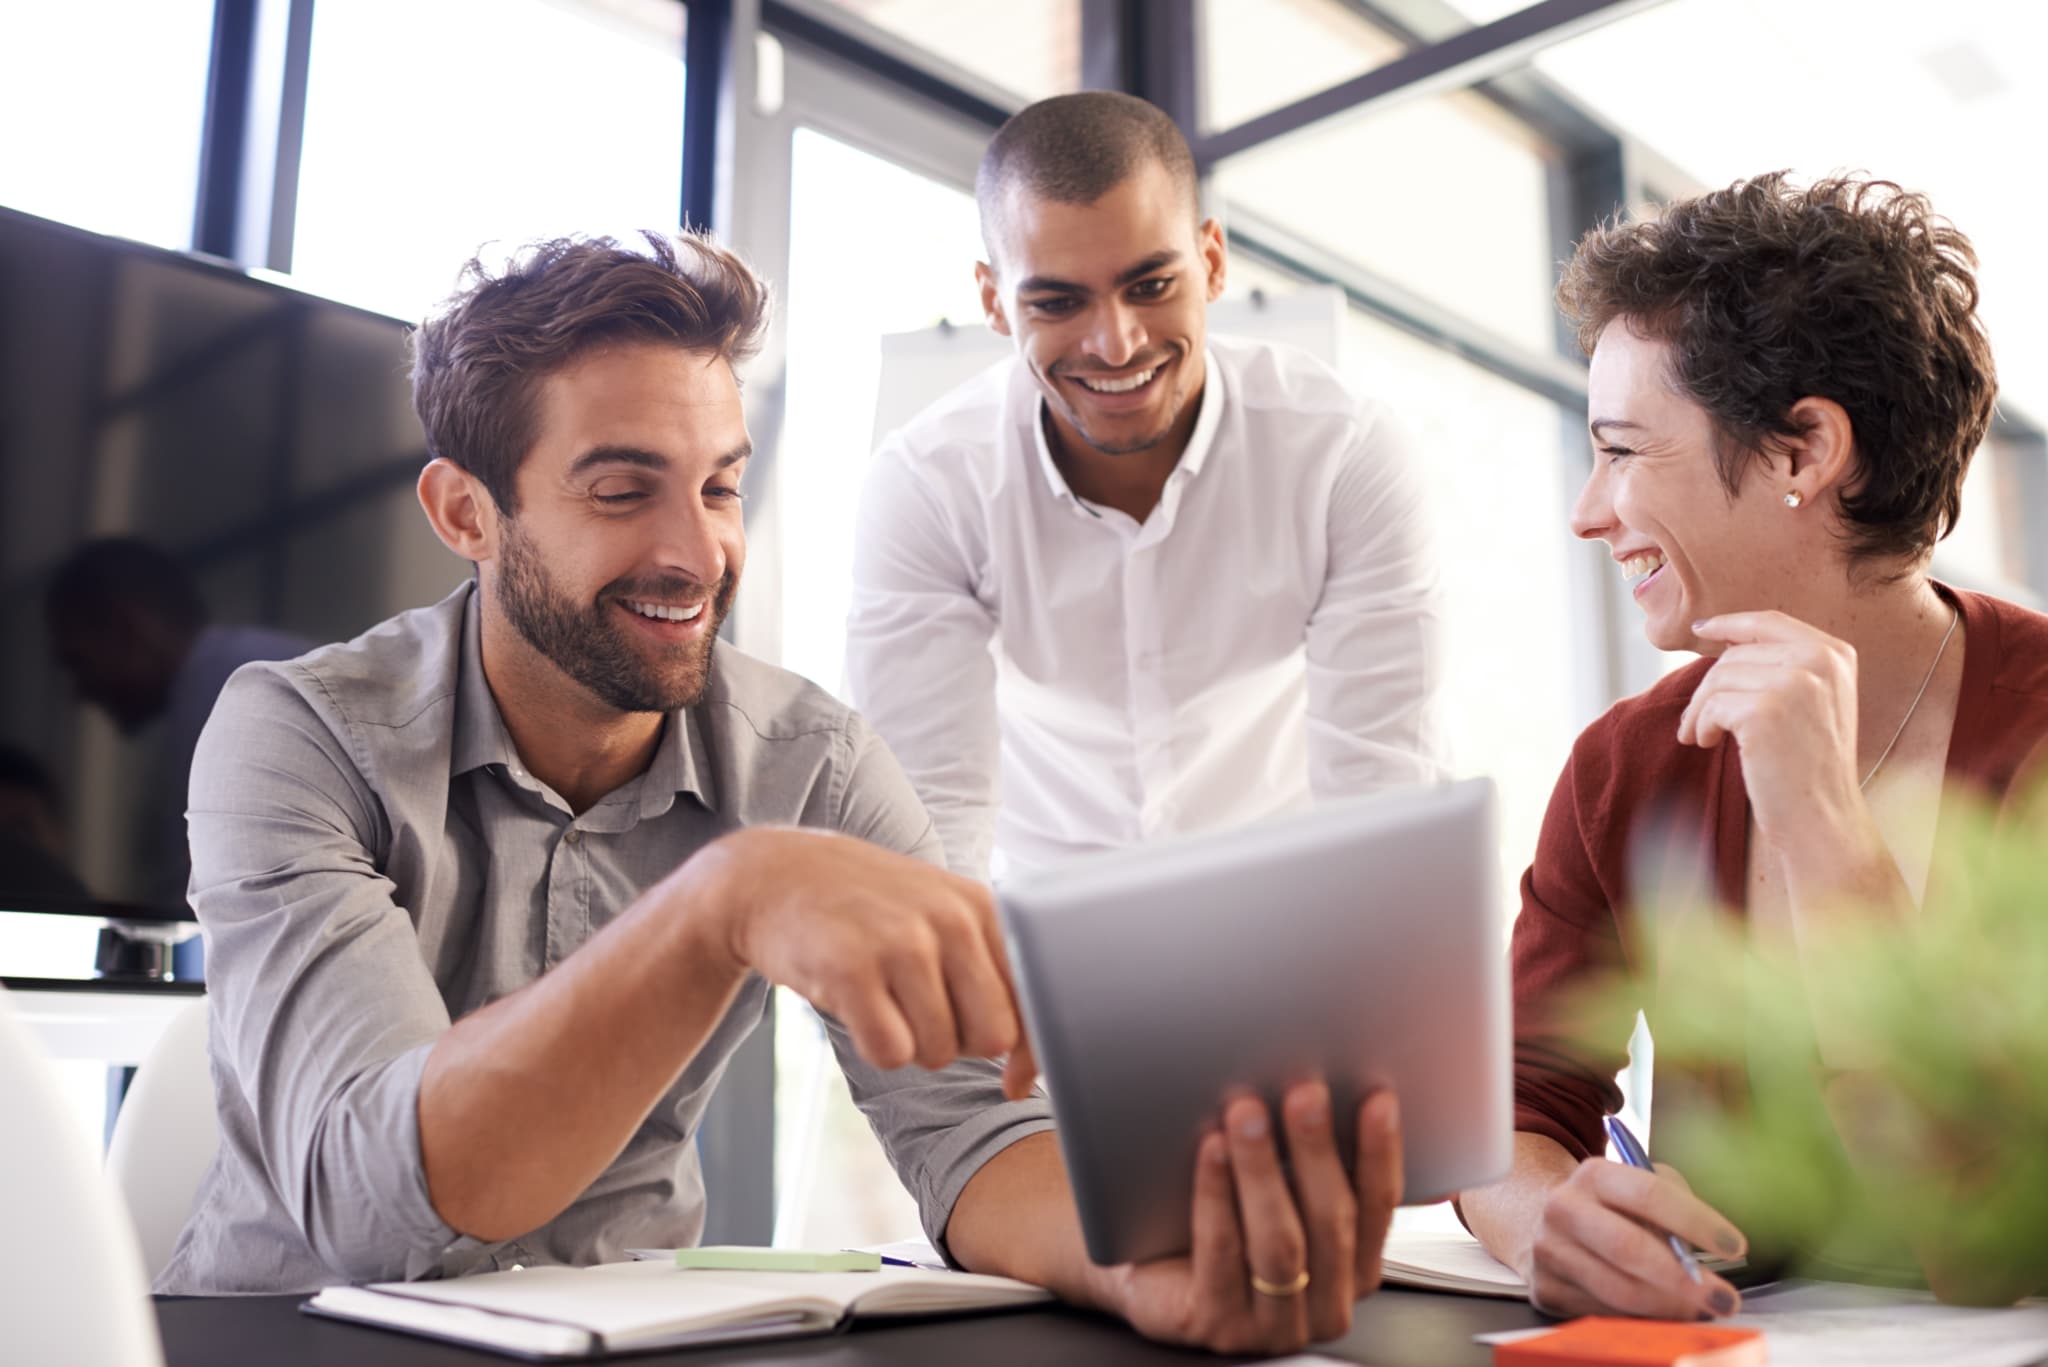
[1374,1090,1401,1132]
[1715,1229,1743,1257]
[1691,620,1708,632]
[1294,1090,1329,1129]
[1709,1287,1736,1316]
[1204,1133,1229,1167]
[1234,1105,1268,1141]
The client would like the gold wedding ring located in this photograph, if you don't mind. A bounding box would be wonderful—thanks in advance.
[1250,1268,1311,1298]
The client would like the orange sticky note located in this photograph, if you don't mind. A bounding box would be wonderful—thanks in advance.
[1493,1317,1766,1367]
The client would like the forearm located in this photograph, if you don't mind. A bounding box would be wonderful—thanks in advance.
[943,1132,1119,1310]
[1458,1132,1580,1276]
[420,856,745,1240]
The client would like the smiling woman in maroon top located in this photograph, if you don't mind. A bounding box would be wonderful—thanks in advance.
[1456,172,2048,1322]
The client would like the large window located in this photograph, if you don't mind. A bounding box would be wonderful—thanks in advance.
[773,128,987,1249]
[1342,308,1581,913]
[1491,0,2047,424]
[1478,0,2044,599]
[1219,247,1583,916]
[0,0,215,251]
[1201,0,1404,132]
[290,0,687,320]
[1936,436,2029,597]
[1212,90,1562,353]
[815,0,1081,103]
[776,128,985,696]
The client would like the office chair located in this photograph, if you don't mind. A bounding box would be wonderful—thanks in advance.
[0,985,166,1365]
[104,996,218,1285]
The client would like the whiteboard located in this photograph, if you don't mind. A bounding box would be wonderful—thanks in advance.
[870,284,1346,445]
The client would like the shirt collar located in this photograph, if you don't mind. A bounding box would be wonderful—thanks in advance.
[449,582,712,819]
[450,587,511,779]
[1026,347,1226,507]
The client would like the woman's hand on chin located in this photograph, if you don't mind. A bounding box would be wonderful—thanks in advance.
[1678,611,1886,878]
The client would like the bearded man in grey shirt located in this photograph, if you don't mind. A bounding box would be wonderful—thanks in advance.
[162,232,1405,1357]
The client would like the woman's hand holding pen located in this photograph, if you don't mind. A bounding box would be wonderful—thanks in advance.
[1522,1153,1749,1322]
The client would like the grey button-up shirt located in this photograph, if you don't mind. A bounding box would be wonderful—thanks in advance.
[147,622,314,910]
[158,583,1052,1294]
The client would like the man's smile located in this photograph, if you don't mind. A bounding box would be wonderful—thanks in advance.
[1059,355,1173,412]
[614,596,712,641]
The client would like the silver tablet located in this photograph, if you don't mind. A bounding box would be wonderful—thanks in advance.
[999,778,1511,1266]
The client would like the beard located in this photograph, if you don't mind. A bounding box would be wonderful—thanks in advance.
[494,519,734,713]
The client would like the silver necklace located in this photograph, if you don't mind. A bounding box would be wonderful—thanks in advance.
[1859,604,1960,791]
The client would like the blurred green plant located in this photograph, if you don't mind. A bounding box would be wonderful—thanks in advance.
[1568,789,2048,1304]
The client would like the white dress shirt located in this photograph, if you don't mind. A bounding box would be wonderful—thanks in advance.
[846,334,1446,880]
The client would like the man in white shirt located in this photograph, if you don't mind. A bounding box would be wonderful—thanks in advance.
[847,92,1446,879]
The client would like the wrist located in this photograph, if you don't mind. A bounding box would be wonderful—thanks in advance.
[1778,803,1895,910]
[664,833,756,985]
[1075,1259,1134,1317]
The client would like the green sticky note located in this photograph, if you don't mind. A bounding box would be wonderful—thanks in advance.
[673,1246,882,1273]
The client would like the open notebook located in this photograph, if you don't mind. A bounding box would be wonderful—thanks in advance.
[304,1259,1052,1359]
[1382,1203,1744,1300]
[1382,1203,1528,1298]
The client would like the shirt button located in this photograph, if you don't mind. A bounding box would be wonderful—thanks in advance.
[563,829,581,845]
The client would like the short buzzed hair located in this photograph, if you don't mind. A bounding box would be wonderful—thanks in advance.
[975,92,1199,264]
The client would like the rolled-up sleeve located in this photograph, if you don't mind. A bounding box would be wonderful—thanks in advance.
[822,709,1054,1256]
[187,662,464,1280]
[1305,411,1450,796]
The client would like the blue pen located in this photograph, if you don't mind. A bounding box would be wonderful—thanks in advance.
[1603,1115,1703,1285]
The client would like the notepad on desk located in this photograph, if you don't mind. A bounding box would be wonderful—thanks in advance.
[304,1259,1052,1360]
[1382,1225,1529,1297]
[1379,1203,1744,1300]
[1491,1317,1765,1366]
[1479,1281,2048,1367]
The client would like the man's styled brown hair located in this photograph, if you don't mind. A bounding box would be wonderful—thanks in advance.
[1558,172,1998,566]
[410,231,769,513]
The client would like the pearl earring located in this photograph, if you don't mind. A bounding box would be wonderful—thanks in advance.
[1783,490,1804,509]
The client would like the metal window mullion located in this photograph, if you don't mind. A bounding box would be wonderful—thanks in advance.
[1226,205,1589,411]
[682,0,733,230]
[759,0,1016,128]
[257,0,315,273]
[682,0,779,1248]
[1192,0,1670,171]
[1546,137,1629,718]
[192,0,258,257]
[1080,0,1201,136]
[190,0,316,271]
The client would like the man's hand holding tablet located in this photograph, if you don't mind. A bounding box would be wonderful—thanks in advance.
[980,779,1511,1354]
[1104,1084,1405,1353]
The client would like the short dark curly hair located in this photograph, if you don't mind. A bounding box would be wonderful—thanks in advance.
[410,231,769,514]
[1557,172,1997,566]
